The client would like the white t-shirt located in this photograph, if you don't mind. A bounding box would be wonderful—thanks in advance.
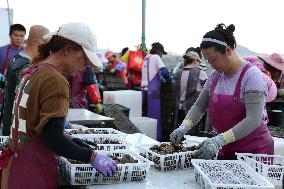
[141,54,166,90]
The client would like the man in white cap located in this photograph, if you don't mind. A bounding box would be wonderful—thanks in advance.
[1,22,116,189]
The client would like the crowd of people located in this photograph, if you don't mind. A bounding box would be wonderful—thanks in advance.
[0,22,284,188]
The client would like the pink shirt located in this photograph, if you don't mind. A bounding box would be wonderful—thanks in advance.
[204,62,268,120]
[204,62,268,99]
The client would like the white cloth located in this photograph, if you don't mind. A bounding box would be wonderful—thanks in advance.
[141,54,166,90]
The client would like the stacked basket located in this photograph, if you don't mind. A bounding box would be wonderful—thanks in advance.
[60,128,153,185]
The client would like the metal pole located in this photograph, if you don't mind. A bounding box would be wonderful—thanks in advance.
[141,0,147,53]
[6,0,12,26]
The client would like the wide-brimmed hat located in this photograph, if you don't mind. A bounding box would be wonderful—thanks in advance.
[258,53,284,72]
[44,22,102,67]
[244,56,265,72]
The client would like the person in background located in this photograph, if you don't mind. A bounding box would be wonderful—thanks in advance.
[244,56,277,102]
[0,22,116,189]
[170,23,273,160]
[96,52,108,72]
[68,65,102,113]
[141,42,173,140]
[0,24,26,108]
[173,47,208,79]
[174,51,207,135]
[258,53,284,97]
[1,25,49,136]
[104,50,128,85]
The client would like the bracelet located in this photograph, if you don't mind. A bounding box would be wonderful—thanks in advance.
[182,119,193,129]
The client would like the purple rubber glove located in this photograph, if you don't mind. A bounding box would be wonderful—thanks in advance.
[91,152,117,176]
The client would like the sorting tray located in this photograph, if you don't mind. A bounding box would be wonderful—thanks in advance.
[137,142,195,171]
[237,153,284,187]
[59,150,153,185]
[191,159,275,189]
[65,128,127,140]
[71,134,130,151]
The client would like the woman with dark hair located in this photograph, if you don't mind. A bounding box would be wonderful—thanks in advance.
[0,22,116,189]
[171,23,273,160]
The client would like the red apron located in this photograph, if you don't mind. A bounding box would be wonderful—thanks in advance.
[208,63,274,160]
[8,137,58,189]
[0,63,59,189]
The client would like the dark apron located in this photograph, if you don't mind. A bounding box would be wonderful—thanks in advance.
[208,63,274,160]
[0,45,11,105]
[0,63,59,189]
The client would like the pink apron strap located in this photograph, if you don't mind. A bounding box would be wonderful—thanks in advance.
[210,73,220,95]
[232,63,252,102]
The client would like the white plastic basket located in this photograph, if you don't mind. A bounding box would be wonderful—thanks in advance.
[0,136,9,152]
[237,153,284,187]
[0,136,8,144]
[74,135,130,151]
[59,150,153,185]
[65,128,127,140]
[137,142,194,171]
[191,159,275,189]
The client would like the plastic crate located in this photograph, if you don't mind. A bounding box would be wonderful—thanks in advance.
[191,159,275,189]
[0,136,8,144]
[237,153,284,187]
[65,128,127,140]
[102,72,127,91]
[59,150,153,185]
[268,127,284,138]
[66,133,130,151]
[102,104,130,118]
[0,136,9,151]
[137,142,194,171]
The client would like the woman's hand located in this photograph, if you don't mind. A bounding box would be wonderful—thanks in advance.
[91,152,117,177]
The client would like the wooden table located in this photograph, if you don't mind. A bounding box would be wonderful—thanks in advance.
[66,109,114,125]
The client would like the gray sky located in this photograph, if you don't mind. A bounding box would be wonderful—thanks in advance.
[3,0,284,54]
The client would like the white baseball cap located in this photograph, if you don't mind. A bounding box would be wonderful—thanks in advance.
[44,22,102,67]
